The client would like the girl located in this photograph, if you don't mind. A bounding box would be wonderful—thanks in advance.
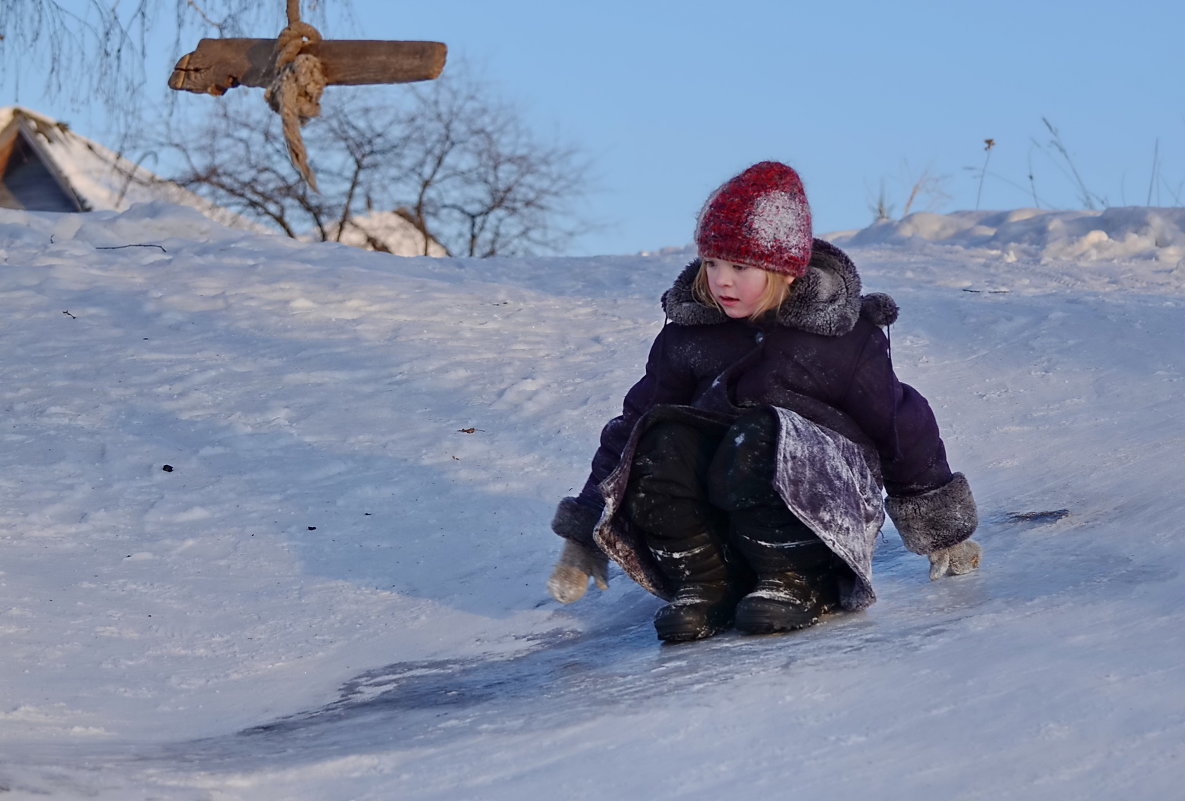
[547,161,981,643]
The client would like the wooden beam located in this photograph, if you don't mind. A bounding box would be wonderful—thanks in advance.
[168,39,447,96]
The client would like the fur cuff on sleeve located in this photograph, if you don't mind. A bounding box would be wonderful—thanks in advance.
[886,473,978,555]
[551,496,603,547]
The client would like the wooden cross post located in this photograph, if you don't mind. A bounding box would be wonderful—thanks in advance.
[167,38,446,97]
[168,18,446,190]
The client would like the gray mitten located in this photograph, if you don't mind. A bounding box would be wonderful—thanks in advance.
[547,540,609,603]
[928,539,983,580]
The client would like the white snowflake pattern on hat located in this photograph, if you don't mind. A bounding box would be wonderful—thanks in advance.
[747,191,810,252]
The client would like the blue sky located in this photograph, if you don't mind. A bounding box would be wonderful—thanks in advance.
[6,0,1184,255]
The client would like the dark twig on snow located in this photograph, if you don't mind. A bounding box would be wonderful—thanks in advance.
[95,243,168,252]
[1005,509,1070,524]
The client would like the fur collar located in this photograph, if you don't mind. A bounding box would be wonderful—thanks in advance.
[661,238,898,336]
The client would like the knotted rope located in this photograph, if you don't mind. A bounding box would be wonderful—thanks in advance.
[264,0,326,190]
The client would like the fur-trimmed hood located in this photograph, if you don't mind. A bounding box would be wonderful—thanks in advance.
[661,238,898,336]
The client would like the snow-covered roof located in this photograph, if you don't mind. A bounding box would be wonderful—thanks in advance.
[320,208,448,258]
[0,106,255,230]
[2,108,448,256]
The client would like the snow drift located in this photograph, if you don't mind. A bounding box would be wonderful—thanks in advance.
[829,205,1185,265]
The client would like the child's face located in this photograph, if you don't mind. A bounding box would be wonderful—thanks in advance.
[702,257,793,318]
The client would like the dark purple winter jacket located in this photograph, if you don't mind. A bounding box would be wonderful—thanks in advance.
[579,240,950,505]
[552,239,978,605]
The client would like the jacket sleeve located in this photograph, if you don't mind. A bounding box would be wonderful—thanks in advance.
[549,327,692,549]
[551,326,697,547]
[842,328,978,554]
[579,326,697,505]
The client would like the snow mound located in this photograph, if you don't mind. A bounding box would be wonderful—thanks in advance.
[829,207,1185,264]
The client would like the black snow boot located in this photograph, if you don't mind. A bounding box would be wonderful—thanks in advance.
[623,419,741,643]
[648,528,738,643]
[702,407,846,636]
[729,510,840,635]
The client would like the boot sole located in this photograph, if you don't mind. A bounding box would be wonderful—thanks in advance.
[654,605,735,643]
[734,596,820,635]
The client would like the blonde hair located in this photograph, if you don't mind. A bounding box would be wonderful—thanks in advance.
[692,261,793,320]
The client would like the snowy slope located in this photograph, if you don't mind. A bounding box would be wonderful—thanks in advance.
[1,202,1183,800]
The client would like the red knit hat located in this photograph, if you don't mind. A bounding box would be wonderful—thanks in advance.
[694,161,813,276]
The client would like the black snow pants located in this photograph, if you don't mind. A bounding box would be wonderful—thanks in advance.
[624,407,850,594]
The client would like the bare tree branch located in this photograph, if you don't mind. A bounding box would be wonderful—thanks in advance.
[135,67,595,258]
